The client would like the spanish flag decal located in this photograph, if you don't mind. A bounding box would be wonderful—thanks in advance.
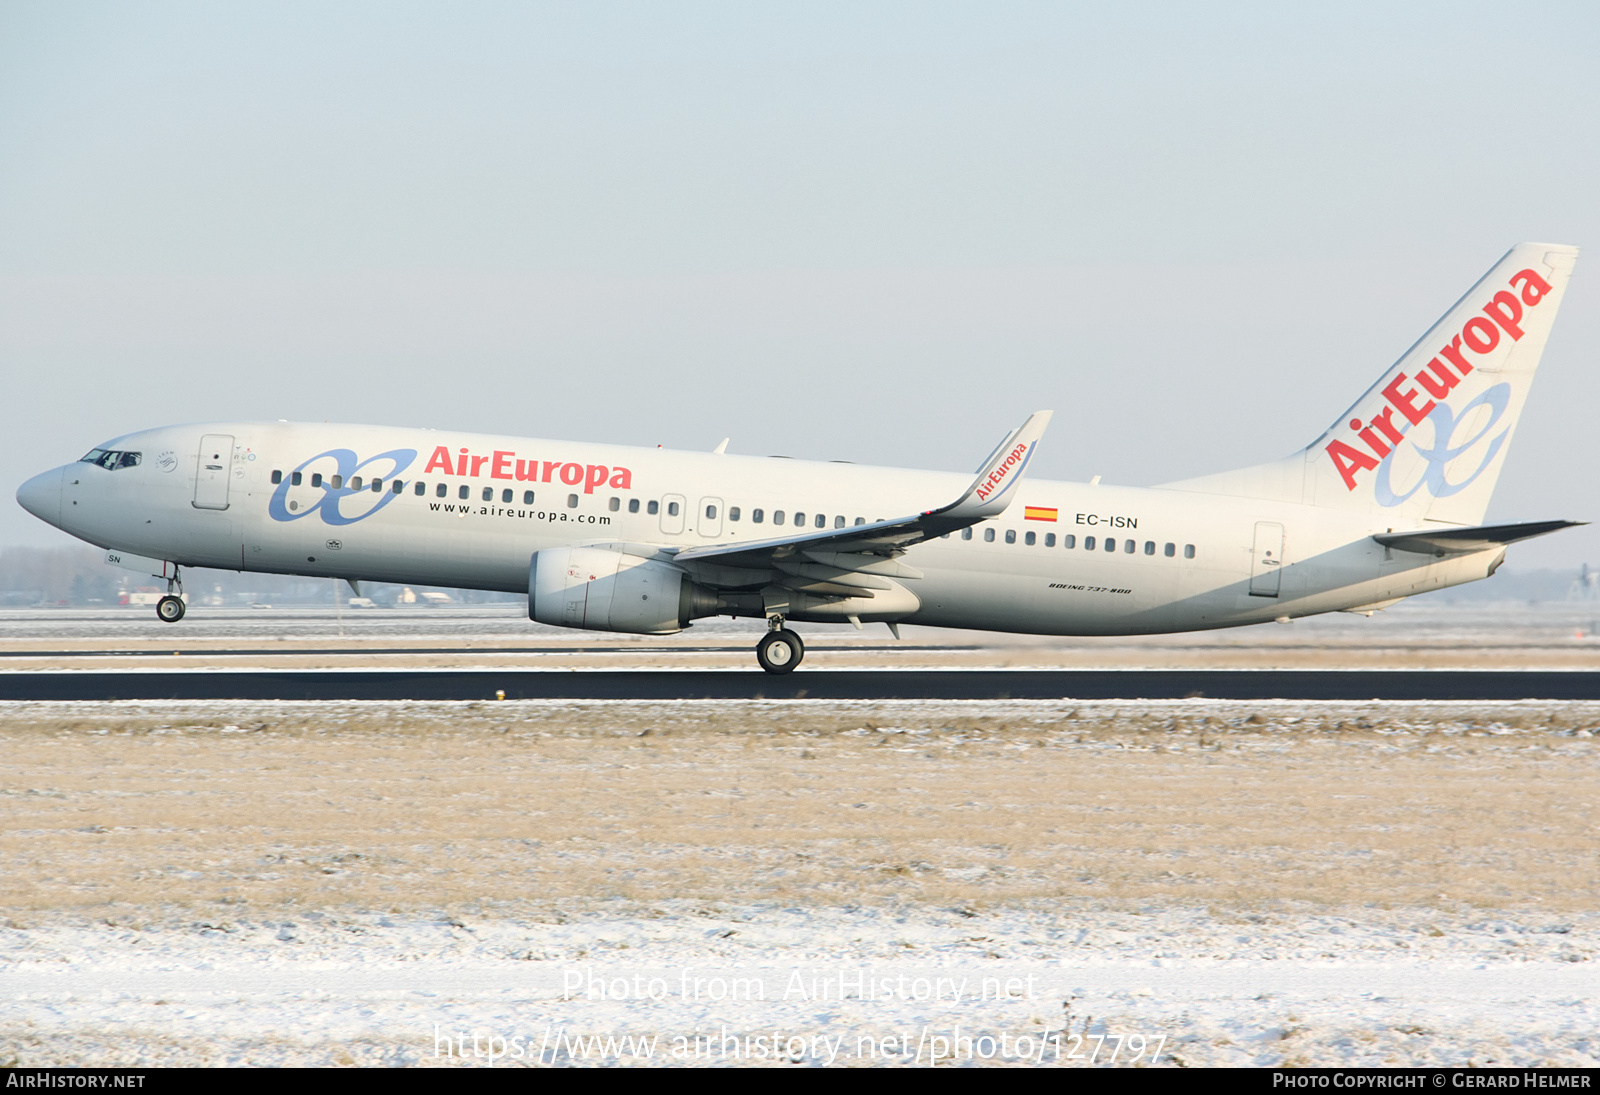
[1024,506,1058,522]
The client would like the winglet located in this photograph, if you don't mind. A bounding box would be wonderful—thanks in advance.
[932,411,1053,522]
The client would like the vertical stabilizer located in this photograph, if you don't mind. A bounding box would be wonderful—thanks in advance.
[1161,244,1578,526]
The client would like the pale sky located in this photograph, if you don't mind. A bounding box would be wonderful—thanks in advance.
[4,2,1599,567]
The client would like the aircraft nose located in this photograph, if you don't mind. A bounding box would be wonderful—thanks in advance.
[16,466,63,526]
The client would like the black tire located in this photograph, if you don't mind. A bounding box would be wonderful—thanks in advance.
[756,629,804,674]
[156,595,186,623]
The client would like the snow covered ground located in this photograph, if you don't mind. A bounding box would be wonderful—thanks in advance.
[3,903,1597,1067]
[2,695,1596,1067]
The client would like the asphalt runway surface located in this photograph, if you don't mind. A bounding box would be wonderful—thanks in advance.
[2,669,1597,701]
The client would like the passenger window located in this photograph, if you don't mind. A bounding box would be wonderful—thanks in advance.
[648,500,659,515]
[569,494,580,508]
[1164,542,1175,556]
[1144,541,1155,555]
[1124,540,1135,553]
[962,528,973,540]
[292,472,303,487]
[501,489,512,503]
[271,470,283,485]
[414,481,426,495]
[706,504,718,520]
[984,528,996,542]
[729,507,740,521]
[752,508,764,523]
[311,473,323,488]
[391,480,404,494]
[436,483,447,498]
[372,479,383,492]
[609,497,620,512]
[1109,538,1121,553]
[524,491,535,505]
[1025,531,1035,546]
[331,475,344,489]
[458,485,470,500]
[1063,534,1075,549]
[628,498,640,513]
[1085,535,1096,550]
[667,501,679,516]
[1005,530,1016,544]
[793,512,805,527]
[349,476,362,491]
[1045,533,1055,547]
[833,515,844,528]
[815,514,826,528]
[1184,544,1196,559]
[773,510,785,525]
[482,487,493,502]
[854,517,865,525]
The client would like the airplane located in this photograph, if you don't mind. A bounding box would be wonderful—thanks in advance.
[14,243,1584,673]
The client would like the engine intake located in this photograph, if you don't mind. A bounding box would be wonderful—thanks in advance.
[529,546,717,634]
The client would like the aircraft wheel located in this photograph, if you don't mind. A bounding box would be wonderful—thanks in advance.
[156,595,186,623]
[756,629,804,674]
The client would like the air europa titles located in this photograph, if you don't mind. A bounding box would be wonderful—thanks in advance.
[974,443,1029,502]
[1325,266,1553,491]
[423,447,633,494]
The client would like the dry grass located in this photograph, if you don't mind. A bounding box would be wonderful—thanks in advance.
[1,700,1596,918]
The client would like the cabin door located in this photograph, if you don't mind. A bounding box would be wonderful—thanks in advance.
[1249,521,1284,597]
[192,434,234,510]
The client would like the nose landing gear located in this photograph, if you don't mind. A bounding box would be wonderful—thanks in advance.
[155,565,186,623]
[756,616,803,674]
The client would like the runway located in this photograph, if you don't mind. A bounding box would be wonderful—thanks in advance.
[2,668,1597,701]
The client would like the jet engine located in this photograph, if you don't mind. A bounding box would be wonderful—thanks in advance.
[529,546,718,634]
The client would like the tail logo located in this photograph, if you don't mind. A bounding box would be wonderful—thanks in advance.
[1372,383,1510,507]
[1325,265,1552,495]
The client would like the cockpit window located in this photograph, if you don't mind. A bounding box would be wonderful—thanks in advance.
[79,449,140,470]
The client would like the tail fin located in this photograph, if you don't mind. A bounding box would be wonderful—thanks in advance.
[1161,243,1579,525]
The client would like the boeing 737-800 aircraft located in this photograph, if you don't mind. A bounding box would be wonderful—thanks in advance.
[14,244,1584,672]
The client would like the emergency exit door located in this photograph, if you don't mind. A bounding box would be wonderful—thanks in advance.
[192,434,234,511]
[1249,521,1284,597]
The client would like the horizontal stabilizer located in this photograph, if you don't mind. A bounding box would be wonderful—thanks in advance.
[1373,519,1583,556]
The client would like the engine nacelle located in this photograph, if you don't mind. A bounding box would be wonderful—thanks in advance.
[529,546,716,634]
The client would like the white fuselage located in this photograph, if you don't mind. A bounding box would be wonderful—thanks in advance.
[19,421,1500,635]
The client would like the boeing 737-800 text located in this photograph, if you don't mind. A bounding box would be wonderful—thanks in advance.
[15,244,1584,672]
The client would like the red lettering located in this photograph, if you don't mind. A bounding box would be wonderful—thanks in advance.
[1510,267,1552,307]
[490,451,514,480]
[1483,290,1524,341]
[424,446,455,474]
[470,454,490,477]
[1461,316,1500,355]
[609,467,633,489]
[515,459,539,482]
[1438,335,1473,380]
[1370,406,1406,445]
[542,461,559,483]
[584,464,609,494]
[456,448,469,477]
[1382,373,1436,426]
[1326,440,1379,490]
[1357,427,1391,459]
[1415,357,1461,400]
[560,462,583,486]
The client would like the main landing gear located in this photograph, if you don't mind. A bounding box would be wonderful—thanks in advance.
[756,616,804,674]
[155,565,186,624]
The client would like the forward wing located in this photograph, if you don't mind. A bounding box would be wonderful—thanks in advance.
[669,411,1052,594]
